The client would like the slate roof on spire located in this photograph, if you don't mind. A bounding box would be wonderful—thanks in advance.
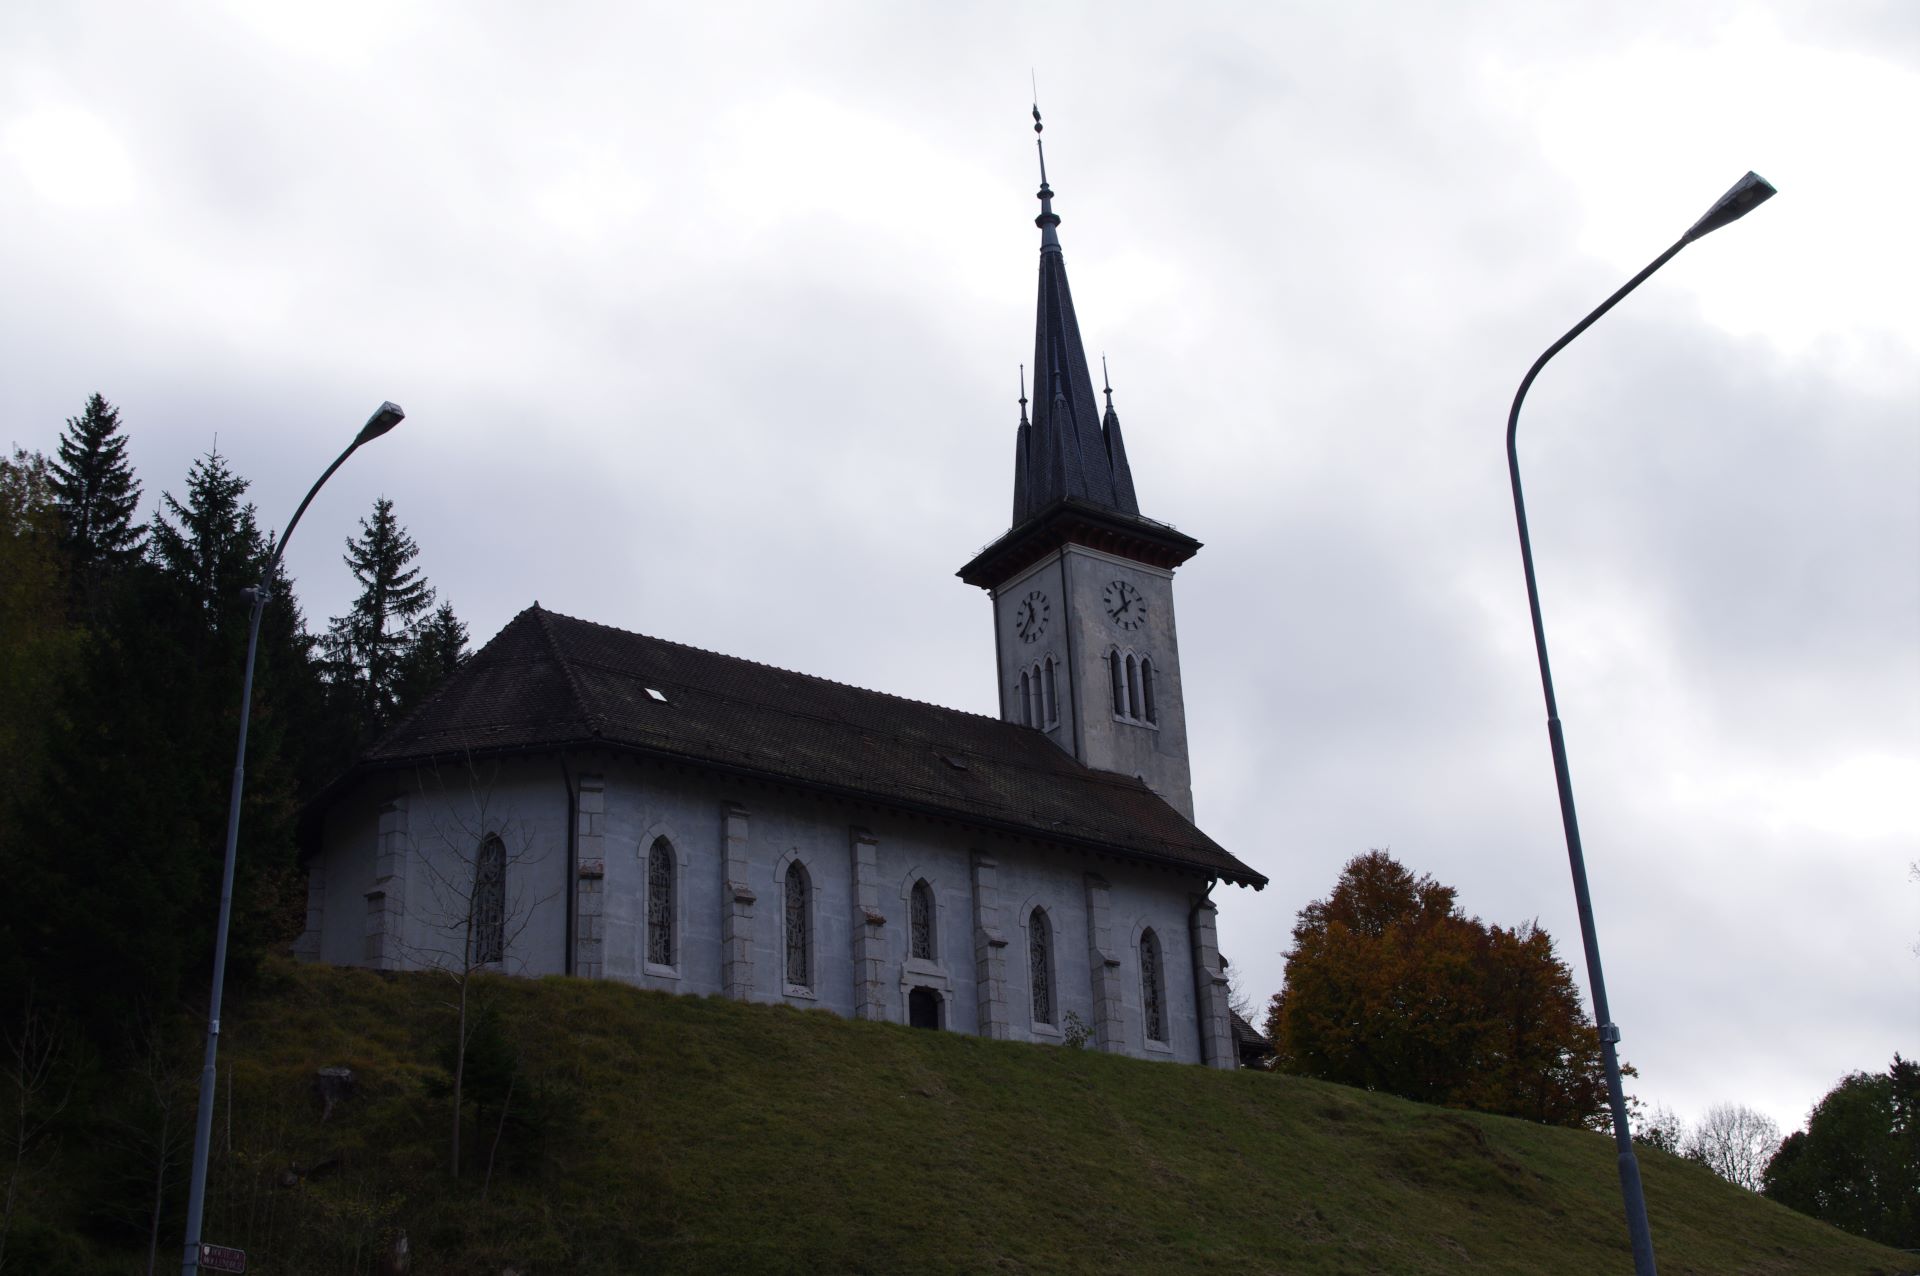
[1013,108,1140,525]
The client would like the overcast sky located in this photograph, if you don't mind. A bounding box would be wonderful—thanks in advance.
[4,1,1914,1141]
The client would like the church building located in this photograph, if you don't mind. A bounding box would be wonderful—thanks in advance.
[297,117,1268,1067]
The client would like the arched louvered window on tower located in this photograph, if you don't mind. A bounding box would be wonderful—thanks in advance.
[784,860,812,991]
[1110,649,1126,716]
[1029,908,1054,1026]
[472,834,505,966]
[1140,657,1157,724]
[910,879,934,961]
[1140,928,1166,1043]
[646,836,674,967]
[1125,654,1142,719]
[1042,656,1057,726]
[1018,670,1032,726]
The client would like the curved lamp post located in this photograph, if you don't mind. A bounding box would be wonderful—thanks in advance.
[181,401,405,1276]
[1507,173,1772,1276]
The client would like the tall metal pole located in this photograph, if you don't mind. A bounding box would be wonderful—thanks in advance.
[1506,173,1771,1276]
[180,403,403,1275]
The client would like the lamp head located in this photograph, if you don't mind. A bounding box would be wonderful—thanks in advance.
[1682,171,1776,244]
[355,401,405,446]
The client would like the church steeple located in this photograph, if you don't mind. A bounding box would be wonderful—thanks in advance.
[1013,106,1140,525]
[962,108,1203,820]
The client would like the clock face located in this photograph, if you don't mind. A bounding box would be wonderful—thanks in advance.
[1013,589,1050,643]
[1104,579,1146,630]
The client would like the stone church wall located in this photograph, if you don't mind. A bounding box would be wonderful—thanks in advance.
[304,751,1224,1066]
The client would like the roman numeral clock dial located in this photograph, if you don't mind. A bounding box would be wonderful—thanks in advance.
[1013,589,1050,643]
[1104,579,1146,630]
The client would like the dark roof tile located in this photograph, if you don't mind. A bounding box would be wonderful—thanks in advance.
[352,605,1265,887]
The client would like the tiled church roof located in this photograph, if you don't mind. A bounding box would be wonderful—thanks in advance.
[342,605,1265,888]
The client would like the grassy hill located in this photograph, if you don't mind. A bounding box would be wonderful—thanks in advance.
[26,959,1914,1274]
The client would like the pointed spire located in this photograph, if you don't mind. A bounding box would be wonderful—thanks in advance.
[1100,355,1139,512]
[1010,105,1139,525]
[1012,366,1032,524]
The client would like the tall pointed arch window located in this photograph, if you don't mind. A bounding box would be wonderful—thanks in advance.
[1018,670,1033,726]
[1028,907,1054,1026]
[646,836,675,967]
[784,860,812,991]
[909,879,934,961]
[1042,656,1058,725]
[1140,927,1166,1043]
[1110,649,1159,727]
[472,834,505,966]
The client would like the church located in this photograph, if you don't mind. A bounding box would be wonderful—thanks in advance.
[297,117,1269,1068]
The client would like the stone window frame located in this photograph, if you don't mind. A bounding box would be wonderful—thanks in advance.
[1129,917,1176,1055]
[1017,897,1062,1039]
[906,875,938,963]
[471,833,507,967]
[897,868,953,1022]
[771,847,820,1001]
[638,822,687,981]
[1015,657,1061,731]
[1106,647,1159,729]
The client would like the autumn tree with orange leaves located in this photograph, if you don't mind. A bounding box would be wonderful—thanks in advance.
[1264,850,1611,1129]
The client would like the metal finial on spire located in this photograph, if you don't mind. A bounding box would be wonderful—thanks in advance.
[1031,99,1060,249]
[1101,354,1114,411]
[1018,365,1029,425]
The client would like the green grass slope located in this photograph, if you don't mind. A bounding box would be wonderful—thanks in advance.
[89,960,1920,1274]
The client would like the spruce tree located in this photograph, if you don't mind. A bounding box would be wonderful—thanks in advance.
[49,392,143,616]
[326,496,435,736]
[148,448,266,633]
[395,599,469,718]
[7,449,313,1041]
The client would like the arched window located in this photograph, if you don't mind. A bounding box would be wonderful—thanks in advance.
[1029,907,1054,1026]
[1125,654,1141,719]
[784,860,812,990]
[1110,649,1125,716]
[1018,670,1032,726]
[1140,657,1157,724]
[909,879,934,961]
[1140,928,1165,1043]
[1042,657,1057,725]
[646,836,674,967]
[472,834,505,966]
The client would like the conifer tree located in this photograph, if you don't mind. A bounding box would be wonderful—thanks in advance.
[396,600,470,718]
[148,448,267,634]
[49,393,143,616]
[6,448,313,1042]
[0,448,82,853]
[325,496,436,736]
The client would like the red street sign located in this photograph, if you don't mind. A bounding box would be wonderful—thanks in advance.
[197,1242,247,1273]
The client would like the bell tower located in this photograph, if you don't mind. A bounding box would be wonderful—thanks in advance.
[958,108,1202,820]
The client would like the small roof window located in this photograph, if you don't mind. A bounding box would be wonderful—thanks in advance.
[644,687,668,703]
[940,753,969,771]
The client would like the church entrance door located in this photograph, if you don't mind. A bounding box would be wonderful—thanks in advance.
[908,986,941,1030]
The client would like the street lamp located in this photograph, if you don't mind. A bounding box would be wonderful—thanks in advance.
[1506,173,1772,1276]
[180,401,405,1276]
